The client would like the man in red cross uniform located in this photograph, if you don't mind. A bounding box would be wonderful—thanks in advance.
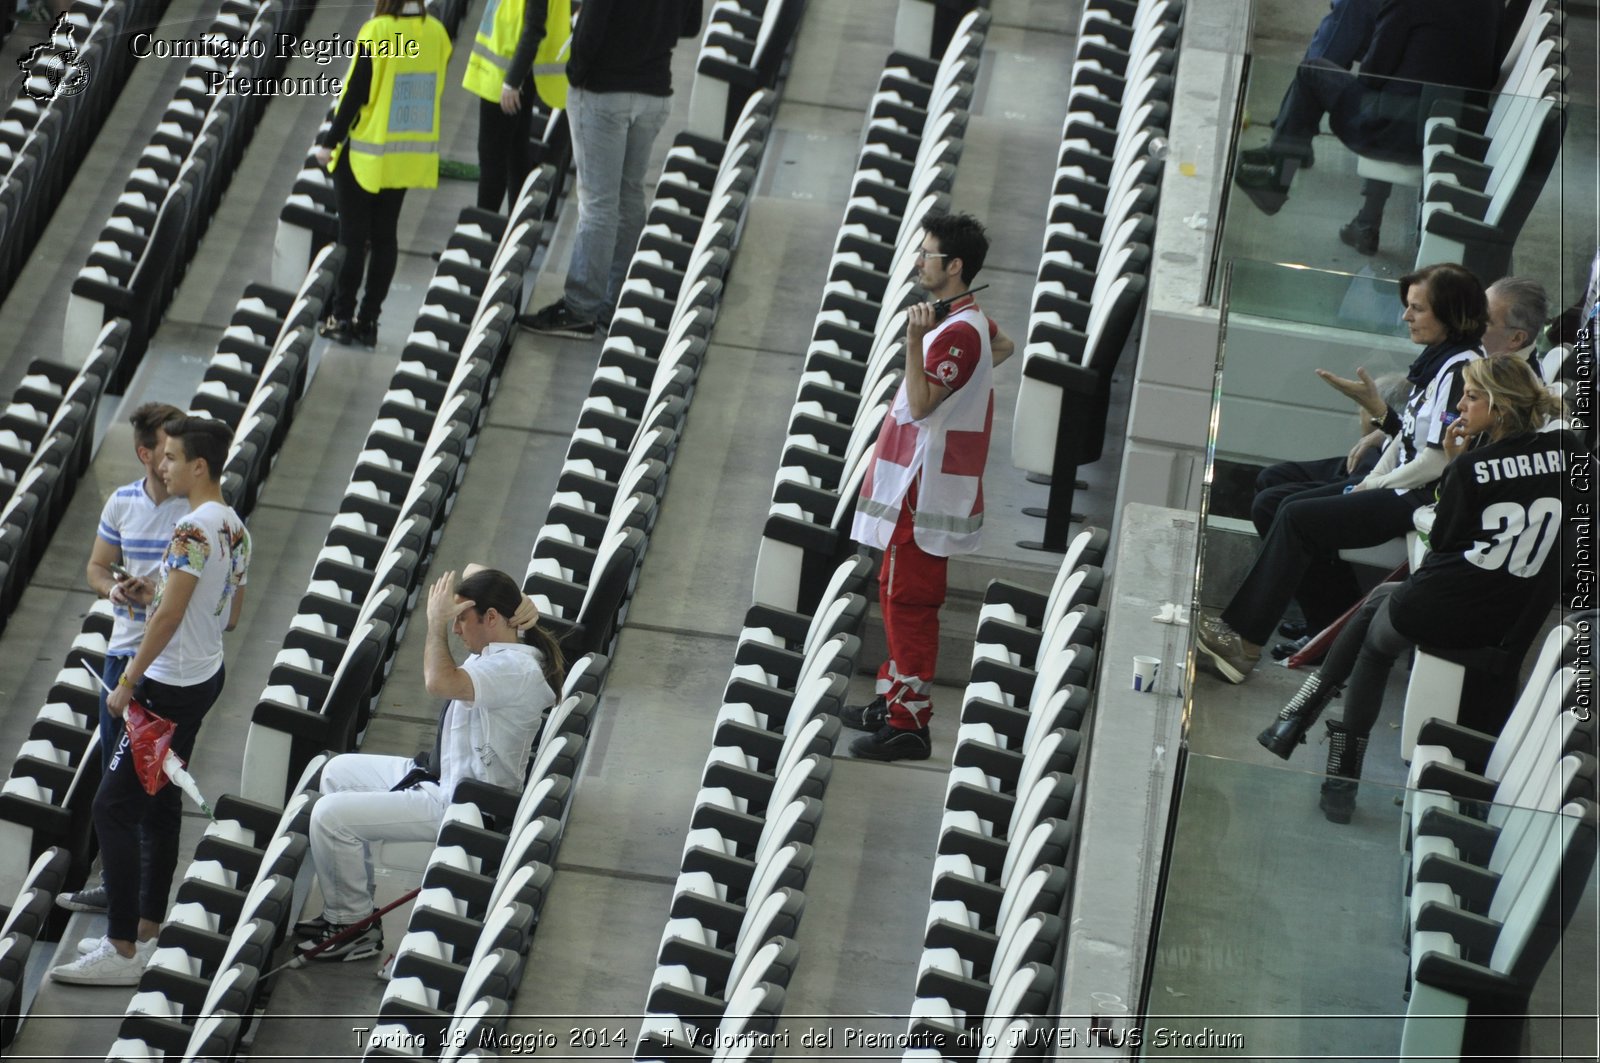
[842,213,1015,761]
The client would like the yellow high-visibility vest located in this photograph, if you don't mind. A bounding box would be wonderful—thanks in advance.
[330,14,452,192]
[462,0,571,110]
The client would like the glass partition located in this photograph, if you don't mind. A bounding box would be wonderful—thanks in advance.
[1140,755,1598,1060]
[1193,259,1415,529]
[1211,54,1598,319]
[1146,258,1597,1059]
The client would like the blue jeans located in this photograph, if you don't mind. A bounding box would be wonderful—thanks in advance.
[562,86,671,320]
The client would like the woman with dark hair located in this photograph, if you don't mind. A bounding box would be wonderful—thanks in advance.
[1256,354,1573,822]
[315,0,451,348]
[1198,263,1488,683]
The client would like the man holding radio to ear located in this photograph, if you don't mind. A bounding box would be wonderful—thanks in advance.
[841,213,1015,762]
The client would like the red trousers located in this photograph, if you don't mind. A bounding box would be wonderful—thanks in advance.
[876,501,948,730]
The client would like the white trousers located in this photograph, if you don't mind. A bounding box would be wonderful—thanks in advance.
[308,753,444,924]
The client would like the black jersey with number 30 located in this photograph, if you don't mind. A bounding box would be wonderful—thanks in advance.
[1388,428,1580,646]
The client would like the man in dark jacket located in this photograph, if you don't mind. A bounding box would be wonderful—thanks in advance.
[1236,0,1500,250]
[520,0,704,338]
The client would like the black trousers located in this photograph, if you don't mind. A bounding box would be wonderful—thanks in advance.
[1269,57,1399,223]
[477,87,535,213]
[1221,480,1424,646]
[332,151,406,323]
[1251,449,1382,536]
[93,666,226,942]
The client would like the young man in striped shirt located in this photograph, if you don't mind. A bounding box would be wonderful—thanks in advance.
[55,402,186,914]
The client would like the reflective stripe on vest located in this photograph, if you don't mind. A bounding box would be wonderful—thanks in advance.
[852,305,995,556]
[332,14,451,193]
[462,0,571,109]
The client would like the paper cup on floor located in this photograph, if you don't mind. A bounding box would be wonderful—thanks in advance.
[1132,655,1160,693]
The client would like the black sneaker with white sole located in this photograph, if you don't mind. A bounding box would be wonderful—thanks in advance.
[294,920,383,962]
[295,907,378,938]
[836,696,888,732]
[850,724,932,762]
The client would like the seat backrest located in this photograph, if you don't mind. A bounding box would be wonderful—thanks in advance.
[1488,752,1592,888]
[1002,775,1076,886]
[734,881,798,955]
[992,864,1050,953]
[458,947,516,1011]
[1012,730,1067,820]
[1486,623,1575,779]
[726,873,794,988]
[756,762,817,858]
[985,961,1051,1029]
[199,963,247,1017]
[1486,799,1596,989]
[1490,666,1579,796]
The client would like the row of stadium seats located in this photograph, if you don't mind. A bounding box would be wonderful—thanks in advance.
[1394,618,1594,1058]
[0,0,169,298]
[522,90,776,659]
[1410,0,1565,279]
[0,251,340,912]
[62,0,318,384]
[904,528,1107,1056]
[107,773,318,1058]
[240,171,558,806]
[0,848,70,1052]
[1010,0,1180,551]
[0,328,115,627]
[752,5,991,616]
[359,657,607,1058]
[634,556,872,1060]
[686,0,807,140]
[353,85,793,1062]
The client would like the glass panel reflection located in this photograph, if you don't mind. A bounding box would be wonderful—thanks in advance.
[1213,56,1594,310]
[1141,755,1597,1061]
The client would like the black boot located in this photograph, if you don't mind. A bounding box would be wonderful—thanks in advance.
[1319,720,1368,824]
[1256,673,1339,760]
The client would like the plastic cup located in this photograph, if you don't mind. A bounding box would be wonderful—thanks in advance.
[1132,655,1160,693]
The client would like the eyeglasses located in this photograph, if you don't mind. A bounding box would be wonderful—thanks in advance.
[916,249,946,260]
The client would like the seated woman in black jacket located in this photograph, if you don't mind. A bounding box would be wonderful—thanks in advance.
[1253,354,1573,822]
[1198,262,1487,684]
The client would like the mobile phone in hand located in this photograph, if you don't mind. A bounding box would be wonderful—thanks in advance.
[108,562,135,583]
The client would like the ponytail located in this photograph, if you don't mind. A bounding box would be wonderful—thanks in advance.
[525,622,567,692]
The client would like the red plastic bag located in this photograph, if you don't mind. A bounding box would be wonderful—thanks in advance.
[123,701,177,797]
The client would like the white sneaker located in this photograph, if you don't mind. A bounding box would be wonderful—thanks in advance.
[51,937,148,986]
[76,934,156,959]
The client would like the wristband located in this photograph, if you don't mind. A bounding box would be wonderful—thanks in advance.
[118,672,136,689]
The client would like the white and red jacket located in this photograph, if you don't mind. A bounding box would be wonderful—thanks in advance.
[853,302,994,556]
